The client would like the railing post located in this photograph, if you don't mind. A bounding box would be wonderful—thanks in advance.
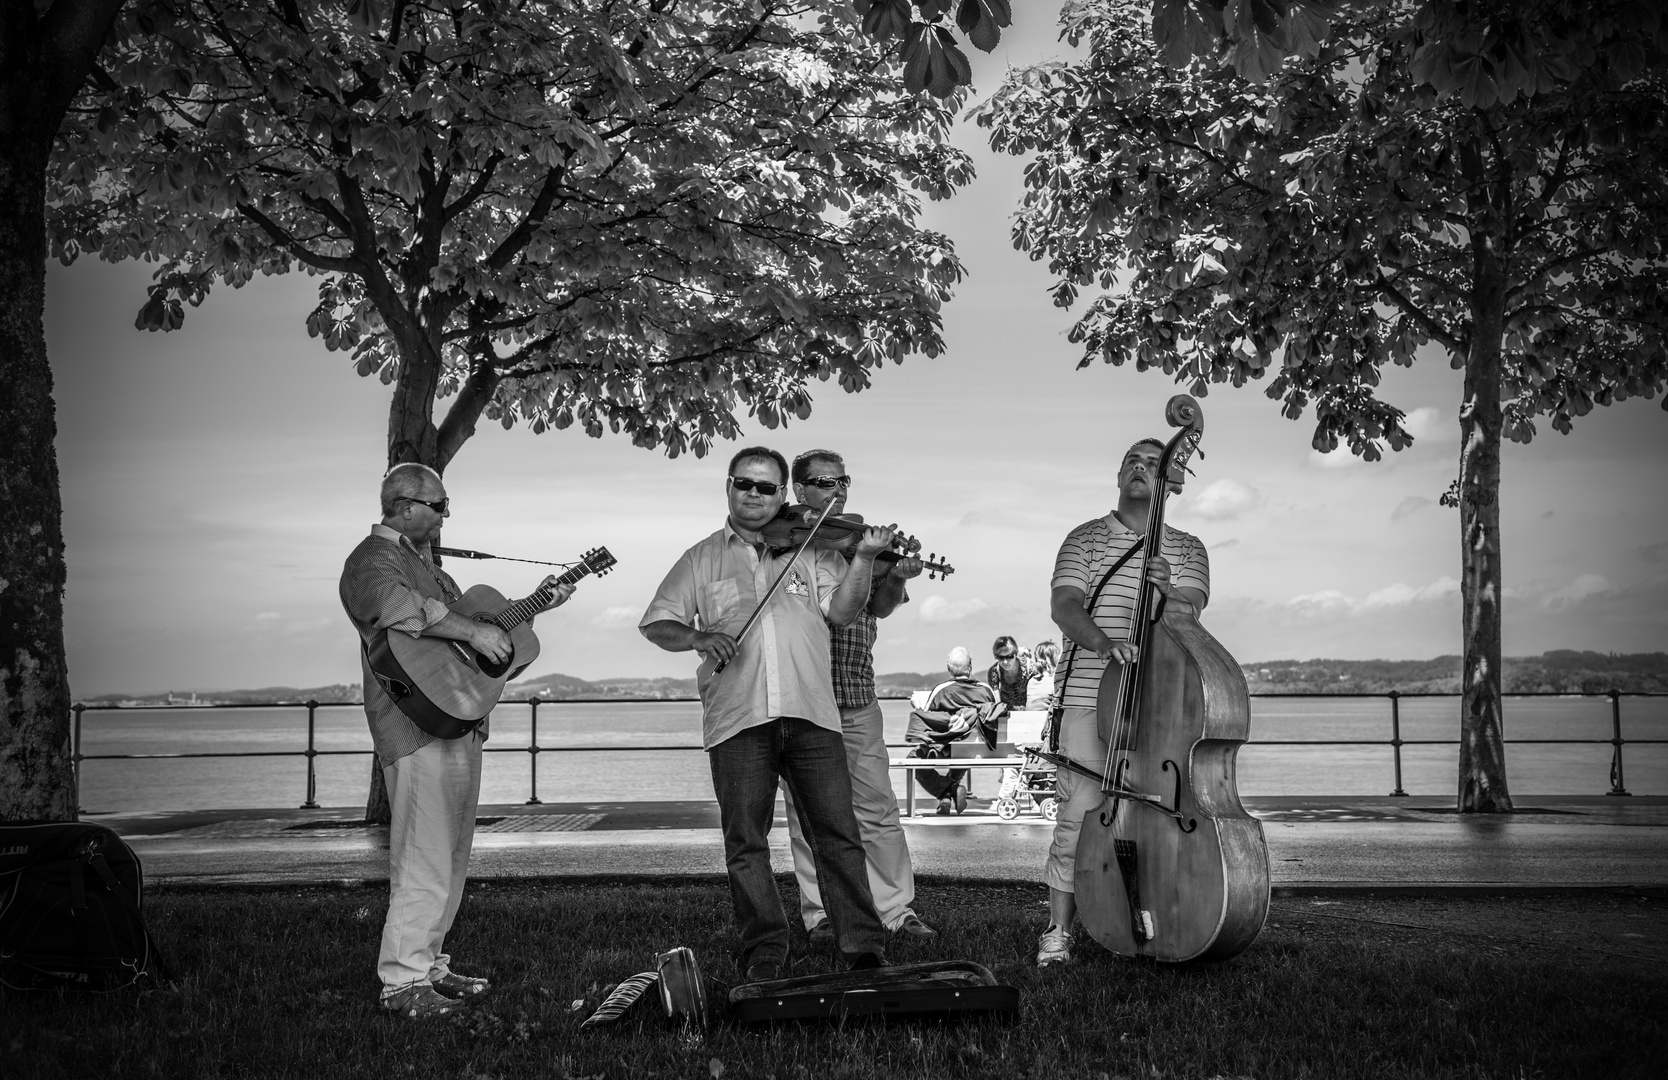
[1387,690,1407,797]
[526,697,543,805]
[72,703,86,817]
[300,700,320,809]
[1607,689,1630,796]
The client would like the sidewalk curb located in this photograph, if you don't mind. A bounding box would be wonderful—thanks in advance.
[144,875,1668,897]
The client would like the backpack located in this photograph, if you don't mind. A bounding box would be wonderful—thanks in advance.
[0,822,172,991]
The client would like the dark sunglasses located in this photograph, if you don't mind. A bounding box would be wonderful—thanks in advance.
[728,477,781,496]
[404,496,449,514]
[801,474,852,490]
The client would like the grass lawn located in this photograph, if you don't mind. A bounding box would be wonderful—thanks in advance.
[3,881,1663,1080]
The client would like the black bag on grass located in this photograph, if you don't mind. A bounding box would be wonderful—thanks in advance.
[0,821,171,991]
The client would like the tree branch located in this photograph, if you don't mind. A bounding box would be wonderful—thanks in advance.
[235,202,361,273]
[1376,270,1465,355]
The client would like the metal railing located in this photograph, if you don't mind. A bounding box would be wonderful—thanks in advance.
[69,690,1665,812]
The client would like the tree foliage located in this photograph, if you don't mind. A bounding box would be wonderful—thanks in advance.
[974,0,1668,811]
[52,0,972,470]
[975,0,1668,456]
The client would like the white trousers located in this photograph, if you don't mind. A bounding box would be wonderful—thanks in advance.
[378,734,482,995]
[784,700,917,930]
[1044,706,1104,894]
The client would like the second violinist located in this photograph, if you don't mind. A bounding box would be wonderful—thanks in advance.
[780,449,940,947]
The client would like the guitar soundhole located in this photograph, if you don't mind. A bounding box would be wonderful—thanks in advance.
[477,652,511,679]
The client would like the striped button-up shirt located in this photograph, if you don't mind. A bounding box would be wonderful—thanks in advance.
[1051,514,1210,711]
[640,523,849,749]
[340,524,488,766]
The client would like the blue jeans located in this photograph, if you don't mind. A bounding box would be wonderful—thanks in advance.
[708,716,886,968]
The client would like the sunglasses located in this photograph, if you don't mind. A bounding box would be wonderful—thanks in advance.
[728,477,782,496]
[801,474,852,490]
[405,496,449,514]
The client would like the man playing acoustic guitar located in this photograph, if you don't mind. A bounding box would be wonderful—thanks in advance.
[340,463,574,1019]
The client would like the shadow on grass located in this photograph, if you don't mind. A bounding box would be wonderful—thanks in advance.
[2,881,1663,1079]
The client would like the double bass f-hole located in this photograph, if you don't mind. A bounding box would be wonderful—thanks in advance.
[1096,758,1197,832]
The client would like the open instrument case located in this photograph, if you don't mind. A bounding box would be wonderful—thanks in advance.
[726,960,1019,1024]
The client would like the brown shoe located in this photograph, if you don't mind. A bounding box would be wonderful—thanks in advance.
[894,912,937,939]
[807,918,834,949]
[382,984,467,1020]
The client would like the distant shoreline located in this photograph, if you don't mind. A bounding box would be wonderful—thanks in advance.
[76,649,1668,706]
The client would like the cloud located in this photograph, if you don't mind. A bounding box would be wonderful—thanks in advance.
[1401,406,1450,442]
[592,606,642,628]
[1541,574,1615,609]
[1186,479,1261,521]
[1641,542,1668,564]
[1360,577,1460,609]
[255,611,282,622]
[1306,448,1361,470]
[1390,495,1433,521]
[1275,576,1462,624]
[917,595,990,624]
[1215,538,1240,549]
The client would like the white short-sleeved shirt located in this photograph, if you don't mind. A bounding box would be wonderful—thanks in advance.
[1051,515,1210,710]
[640,523,849,748]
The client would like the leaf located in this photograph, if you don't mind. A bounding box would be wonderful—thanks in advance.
[861,0,913,41]
[1153,0,1224,69]
[709,1059,725,1079]
[956,0,1010,53]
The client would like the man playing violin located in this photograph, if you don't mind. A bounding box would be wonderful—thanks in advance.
[340,463,574,1017]
[779,449,937,950]
[639,447,897,981]
[1038,438,1211,968]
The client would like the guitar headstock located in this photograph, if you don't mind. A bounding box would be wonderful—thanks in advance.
[581,547,617,577]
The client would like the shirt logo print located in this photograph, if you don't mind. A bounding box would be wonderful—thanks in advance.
[785,570,809,597]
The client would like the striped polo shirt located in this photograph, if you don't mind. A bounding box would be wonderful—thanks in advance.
[1051,514,1211,710]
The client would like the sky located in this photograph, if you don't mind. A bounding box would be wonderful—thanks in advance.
[47,7,1668,697]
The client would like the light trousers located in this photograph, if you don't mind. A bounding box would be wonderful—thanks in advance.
[1043,706,1103,894]
[378,734,482,995]
[784,700,918,930]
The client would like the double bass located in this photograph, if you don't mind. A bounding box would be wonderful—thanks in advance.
[1060,395,1270,962]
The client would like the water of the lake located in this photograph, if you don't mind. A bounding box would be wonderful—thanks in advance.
[72,695,1666,813]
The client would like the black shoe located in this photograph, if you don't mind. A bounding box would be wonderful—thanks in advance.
[744,960,783,983]
[807,918,834,949]
[848,952,886,971]
[953,787,968,814]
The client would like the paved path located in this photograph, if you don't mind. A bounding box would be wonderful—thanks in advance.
[95,795,1668,891]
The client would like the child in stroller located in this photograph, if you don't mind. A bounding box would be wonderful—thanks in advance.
[993,748,1058,821]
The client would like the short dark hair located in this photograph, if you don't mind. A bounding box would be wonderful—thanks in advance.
[992,635,1018,658]
[791,448,844,484]
[727,446,788,485]
[1131,438,1165,455]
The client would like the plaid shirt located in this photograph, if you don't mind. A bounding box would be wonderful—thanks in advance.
[829,611,879,709]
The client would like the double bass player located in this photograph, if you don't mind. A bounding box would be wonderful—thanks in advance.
[1037,438,1211,968]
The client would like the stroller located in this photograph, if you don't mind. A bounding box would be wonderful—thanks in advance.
[993,748,1058,821]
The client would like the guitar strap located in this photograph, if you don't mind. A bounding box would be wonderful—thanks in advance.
[1047,534,1145,752]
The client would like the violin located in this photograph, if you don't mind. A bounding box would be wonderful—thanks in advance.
[760,504,954,580]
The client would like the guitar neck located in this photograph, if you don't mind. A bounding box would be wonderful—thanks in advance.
[490,562,594,632]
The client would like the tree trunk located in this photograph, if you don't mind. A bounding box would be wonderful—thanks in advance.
[0,17,73,822]
[1456,239,1514,814]
[363,332,449,824]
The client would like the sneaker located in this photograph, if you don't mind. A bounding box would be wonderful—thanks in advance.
[1036,924,1072,968]
[848,951,886,971]
[935,798,953,816]
[430,970,492,999]
[807,918,834,949]
[893,912,937,939]
[745,960,783,983]
[382,984,466,1020]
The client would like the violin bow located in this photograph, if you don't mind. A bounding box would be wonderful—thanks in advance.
[712,499,841,676]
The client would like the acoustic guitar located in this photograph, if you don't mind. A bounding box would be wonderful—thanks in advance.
[366,547,617,738]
